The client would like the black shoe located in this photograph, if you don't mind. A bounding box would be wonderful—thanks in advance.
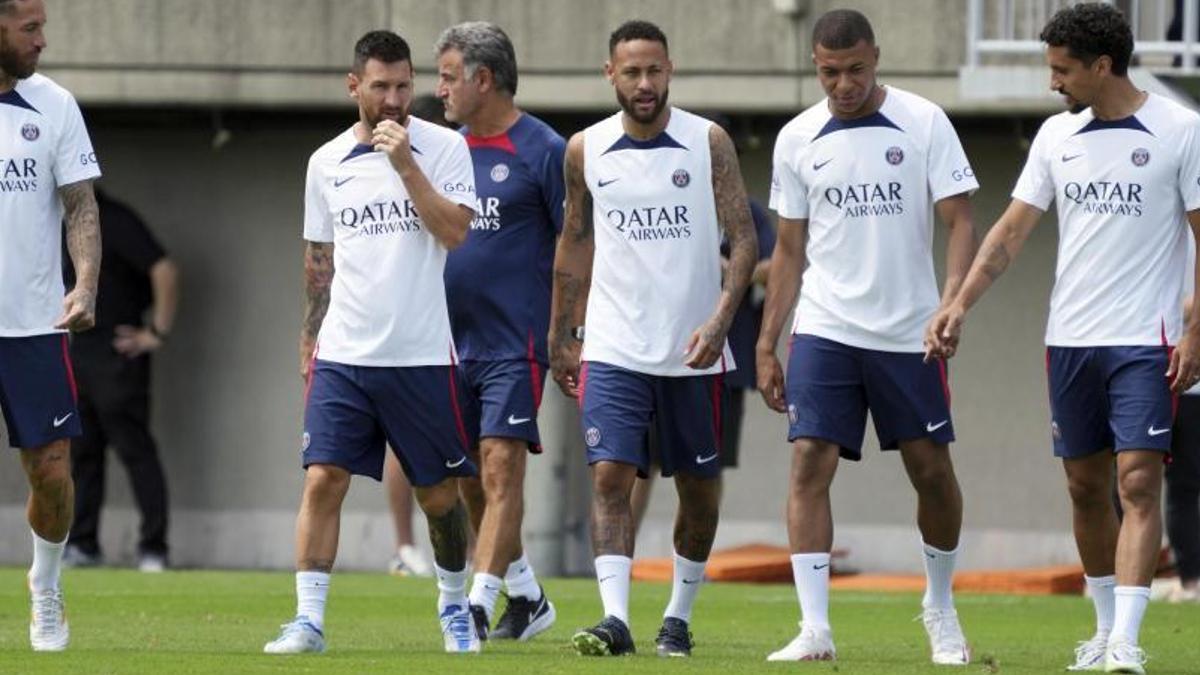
[655,616,693,657]
[572,615,635,656]
[491,588,557,640]
[469,604,489,642]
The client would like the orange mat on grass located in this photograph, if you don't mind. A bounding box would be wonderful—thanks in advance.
[632,544,1086,595]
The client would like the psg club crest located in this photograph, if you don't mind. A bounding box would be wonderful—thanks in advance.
[21,123,39,141]
[885,146,904,165]
[490,163,510,182]
[585,427,602,447]
[672,168,690,188]
[301,431,311,452]
[1131,148,1150,167]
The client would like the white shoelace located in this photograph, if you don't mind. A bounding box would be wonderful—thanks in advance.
[31,590,63,633]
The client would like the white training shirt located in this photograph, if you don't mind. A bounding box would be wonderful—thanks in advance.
[304,118,476,367]
[770,87,978,352]
[1013,93,1200,347]
[581,107,733,376]
[0,74,101,336]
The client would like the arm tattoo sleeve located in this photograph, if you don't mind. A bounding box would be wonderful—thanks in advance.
[710,128,755,322]
[302,242,334,342]
[59,181,101,289]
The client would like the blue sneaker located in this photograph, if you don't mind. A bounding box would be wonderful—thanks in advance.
[263,616,325,654]
[440,604,481,653]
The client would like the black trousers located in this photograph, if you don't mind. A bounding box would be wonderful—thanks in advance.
[1168,396,1200,582]
[68,336,169,556]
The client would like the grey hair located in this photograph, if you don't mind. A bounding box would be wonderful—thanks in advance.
[435,21,518,96]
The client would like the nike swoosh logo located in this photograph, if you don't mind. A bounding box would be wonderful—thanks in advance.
[1061,154,1084,163]
[598,178,620,187]
[682,578,701,585]
[507,414,531,425]
[1148,426,1171,436]
[926,420,949,433]
[812,158,833,171]
[812,563,830,570]
[52,413,73,428]
[334,176,356,187]
[445,456,467,469]
[599,574,616,583]
[695,453,719,464]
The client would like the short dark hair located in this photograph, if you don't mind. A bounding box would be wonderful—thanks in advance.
[1040,3,1133,76]
[609,20,669,56]
[812,9,875,50]
[353,30,412,73]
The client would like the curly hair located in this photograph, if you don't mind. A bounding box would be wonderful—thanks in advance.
[1040,3,1133,76]
[609,20,668,56]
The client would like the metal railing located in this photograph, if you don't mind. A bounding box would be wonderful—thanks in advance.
[966,0,1200,74]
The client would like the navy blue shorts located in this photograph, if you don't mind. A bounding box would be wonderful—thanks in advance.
[578,361,723,479]
[302,360,476,485]
[785,334,954,460]
[460,359,546,452]
[0,334,81,449]
[1047,345,1176,458]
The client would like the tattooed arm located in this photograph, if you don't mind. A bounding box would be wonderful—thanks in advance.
[298,241,334,380]
[925,198,1043,360]
[547,133,594,398]
[685,125,756,370]
[56,180,101,331]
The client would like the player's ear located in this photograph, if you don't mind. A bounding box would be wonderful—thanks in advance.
[604,60,614,84]
[347,72,361,100]
[1094,54,1112,77]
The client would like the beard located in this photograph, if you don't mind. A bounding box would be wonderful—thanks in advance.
[0,40,36,80]
[616,86,669,125]
[365,105,408,129]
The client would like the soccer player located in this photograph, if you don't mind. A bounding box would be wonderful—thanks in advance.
[927,5,1200,673]
[549,20,757,658]
[0,0,102,652]
[756,9,977,664]
[435,22,563,642]
[263,30,480,655]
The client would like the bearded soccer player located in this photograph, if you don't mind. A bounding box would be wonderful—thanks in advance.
[436,21,563,642]
[0,0,102,652]
[263,30,481,655]
[757,9,977,664]
[549,19,757,658]
[928,5,1200,673]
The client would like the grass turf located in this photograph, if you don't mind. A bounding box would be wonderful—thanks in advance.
[0,568,1198,673]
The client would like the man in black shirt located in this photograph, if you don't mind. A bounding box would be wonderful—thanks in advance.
[62,188,179,571]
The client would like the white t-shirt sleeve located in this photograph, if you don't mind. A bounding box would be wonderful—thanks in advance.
[53,94,100,186]
[1176,116,1200,213]
[303,155,334,243]
[434,136,477,212]
[769,132,808,219]
[1012,124,1056,210]
[927,109,979,201]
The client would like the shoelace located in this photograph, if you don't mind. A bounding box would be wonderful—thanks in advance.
[1073,637,1107,664]
[443,610,473,641]
[1109,642,1148,666]
[31,591,62,632]
[276,618,316,639]
[919,611,965,650]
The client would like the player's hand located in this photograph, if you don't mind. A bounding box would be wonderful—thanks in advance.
[924,303,966,362]
[372,120,416,175]
[54,286,95,332]
[299,337,317,382]
[756,346,787,413]
[549,335,583,398]
[1167,330,1200,393]
[684,318,728,370]
[112,325,163,357]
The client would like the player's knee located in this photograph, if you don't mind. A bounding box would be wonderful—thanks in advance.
[304,464,351,499]
[1066,474,1110,507]
[1117,467,1161,510]
[416,481,461,517]
[21,443,72,491]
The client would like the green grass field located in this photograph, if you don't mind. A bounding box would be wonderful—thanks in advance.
[0,568,1198,674]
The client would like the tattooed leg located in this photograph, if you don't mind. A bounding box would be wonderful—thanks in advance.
[673,472,721,561]
[294,464,352,572]
[417,480,470,571]
[590,461,638,557]
[20,440,75,541]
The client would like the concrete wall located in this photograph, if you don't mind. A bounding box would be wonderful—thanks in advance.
[0,106,1077,573]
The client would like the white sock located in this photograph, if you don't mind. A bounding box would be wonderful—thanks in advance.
[1111,585,1151,645]
[28,529,66,593]
[791,552,831,631]
[468,572,504,621]
[921,542,958,610]
[1085,574,1116,637]
[295,571,330,632]
[435,563,469,614]
[595,554,632,626]
[663,552,707,623]
[504,552,541,601]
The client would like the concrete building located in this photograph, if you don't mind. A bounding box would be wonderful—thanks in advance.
[1,0,1195,574]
